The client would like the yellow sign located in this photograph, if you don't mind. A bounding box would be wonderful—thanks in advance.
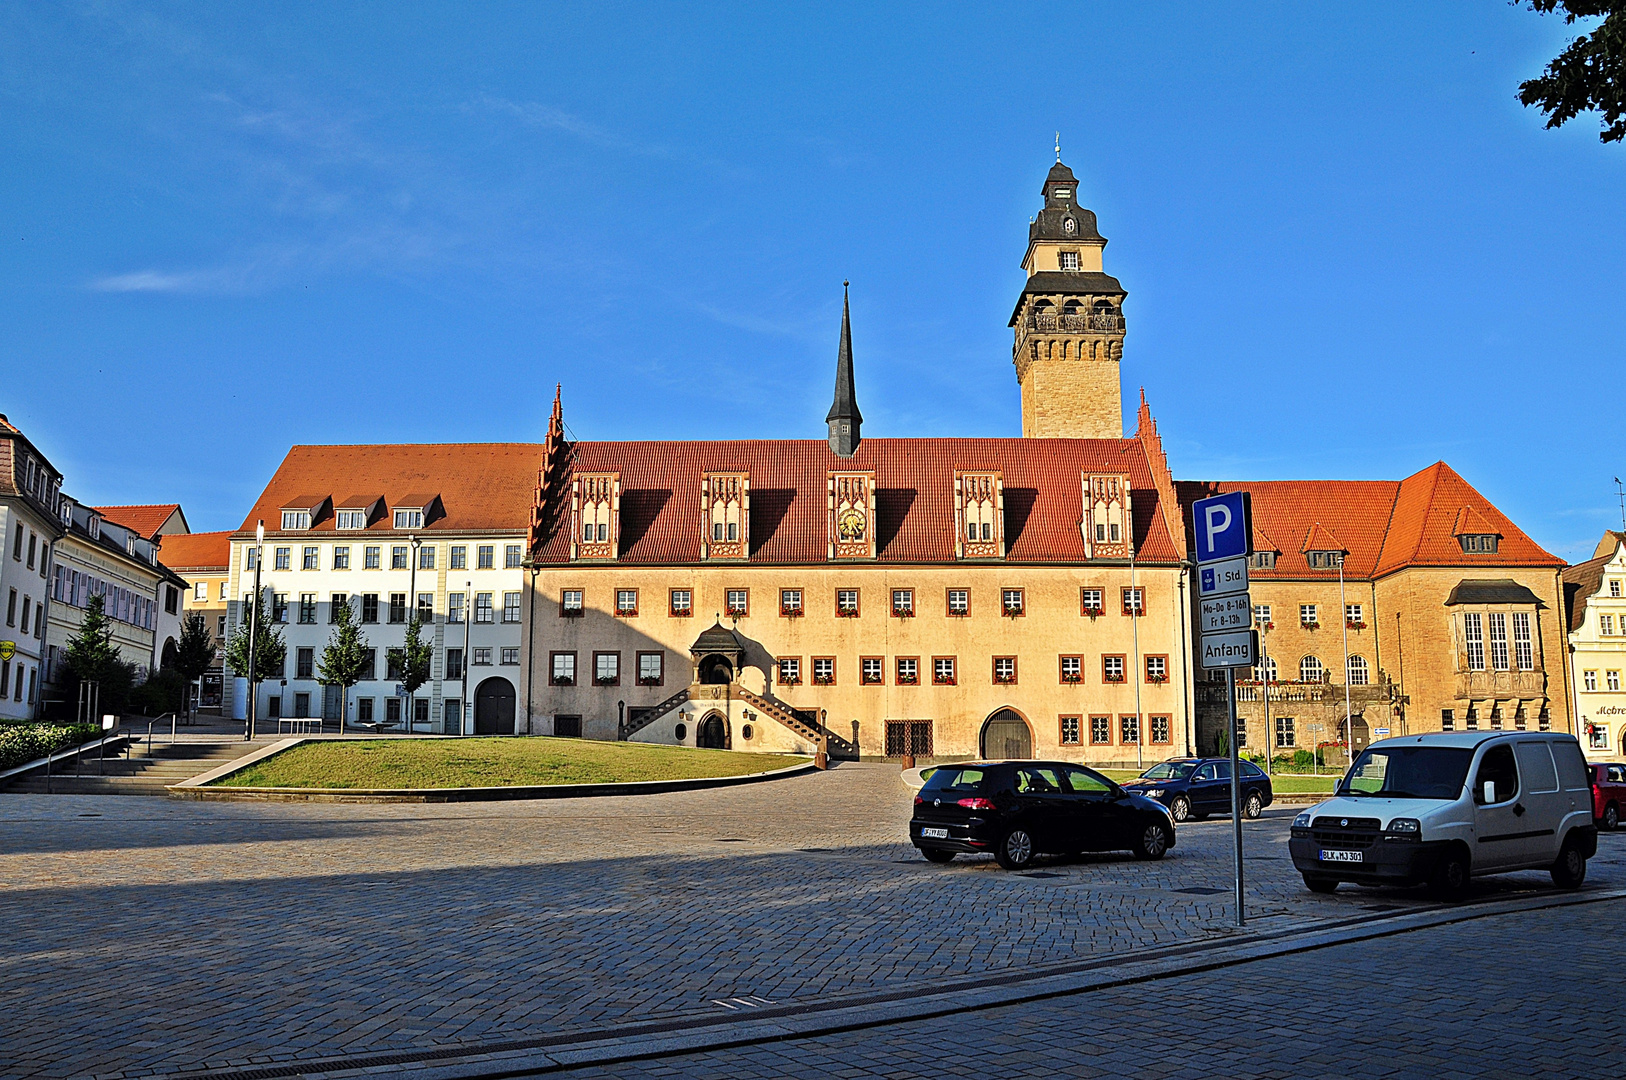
[0,641,14,662]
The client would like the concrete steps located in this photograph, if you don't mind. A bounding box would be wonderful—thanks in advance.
[2,739,274,796]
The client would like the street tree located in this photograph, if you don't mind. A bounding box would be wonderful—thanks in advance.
[1519,1,1626,143]
[316,596,370,732]
[393,615,433,731]
[224,598,287,702]
[61,594,138,719]
[172,612,217,722]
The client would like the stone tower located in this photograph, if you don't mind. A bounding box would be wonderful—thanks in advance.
[1009,160,1127,439]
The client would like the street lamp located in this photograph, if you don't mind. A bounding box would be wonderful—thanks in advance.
[245,520,264,742]
[408,534,421,734]
[461,578,472,736]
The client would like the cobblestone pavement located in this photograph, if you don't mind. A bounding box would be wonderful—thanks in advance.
[557,897,1626,1080]
[2,763,1623,1079]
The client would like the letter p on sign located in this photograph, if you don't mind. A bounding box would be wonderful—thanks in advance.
[1192,491,1250,564]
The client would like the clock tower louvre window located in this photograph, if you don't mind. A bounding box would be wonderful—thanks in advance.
[572,472,620,561]
[955,471,1004,559]
[701,473,749,560]
[828,470,876,560]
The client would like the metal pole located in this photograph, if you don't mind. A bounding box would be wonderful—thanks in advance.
[1131,550,1143,769]
[461,578,472,735]
[1339,553,1352,753]
[246,521,264,742]
[1260,619,1271,776]
[408,534,420,734]
[1226,664,1245,927]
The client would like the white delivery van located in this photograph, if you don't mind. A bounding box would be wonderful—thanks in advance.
[1288,732,1597,898]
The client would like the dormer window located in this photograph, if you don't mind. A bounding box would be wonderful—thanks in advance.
[336,510,367,530]
[282,510,311,531]
[1058,250,1080,271]
[1306,550,1344,569]
[701,473,749,560]
[88,515,101,541]
[1249,550,1277,569]
[393,509,424,530]
[956,472,1003,559]
[573,473,620,560]
[1081,473,1132,560]
[1460,534,1498,554]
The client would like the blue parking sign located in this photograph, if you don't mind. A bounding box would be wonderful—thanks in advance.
[1192,491,1251,564]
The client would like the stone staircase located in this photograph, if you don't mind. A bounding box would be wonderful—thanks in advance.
[620,687,692,740]
[733,686,859,760]
[1,738,272,796]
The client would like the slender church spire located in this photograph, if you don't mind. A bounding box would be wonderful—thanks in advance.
[826,281,862,457]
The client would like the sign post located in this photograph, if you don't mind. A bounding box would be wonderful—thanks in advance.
[1192,492,1255,928]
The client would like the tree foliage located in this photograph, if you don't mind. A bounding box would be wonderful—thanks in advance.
[225,599,287,684]
[399,615,432,697]
[61,594,139,716]
[1519,1,1626,143]
[316,597,370,690]
[173,612,217,683]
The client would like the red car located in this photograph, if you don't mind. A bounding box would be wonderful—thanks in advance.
[1590,763,1626,831]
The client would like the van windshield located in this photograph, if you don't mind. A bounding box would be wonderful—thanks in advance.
[1339,746,1473,801]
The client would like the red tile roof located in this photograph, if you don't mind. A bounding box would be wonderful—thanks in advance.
[1178,462,1561,580]
[533,437,1182,566]
[236,444,541,537]
[95,503,184,539]
[158,530,233,571]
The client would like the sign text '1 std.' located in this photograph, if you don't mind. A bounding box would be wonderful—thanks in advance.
[1197,556,1249,599]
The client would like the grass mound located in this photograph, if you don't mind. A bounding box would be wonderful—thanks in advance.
[215,737,805,790]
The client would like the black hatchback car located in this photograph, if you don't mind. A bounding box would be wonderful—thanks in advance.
[910,760,1176,869]
[1119,757,1275,823]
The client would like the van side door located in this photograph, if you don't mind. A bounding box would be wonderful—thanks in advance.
[1471,743,1525,870]
[1509,740,1564,867]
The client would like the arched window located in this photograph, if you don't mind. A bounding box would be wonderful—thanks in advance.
[1091,299,1118,330]
[1300,655,1324,683]
[1347,654,1369,686]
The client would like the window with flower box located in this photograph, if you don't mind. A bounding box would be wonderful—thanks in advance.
[933,656,957,685]
[560,589,584,617]
[778,657,801,685]
[1120,714,1140,744]
[1121,587,1144,616]
[1060,655,1083,684]
[1150,715,1172,744]
[812,657,835,685]
[1145,655,1168,683]
[861,657,884,685]
[836,589,860,617]
[614,589,638,617]
[636,651,664,686]
[1059,715,1081,745]
[670,589,692,617]
[780,589,803,617]
[593,652,620,686]
[726,589,749,617]
[946,589,969,616]
[896,656,919,685]
[1089,715,1112,745]
[550,651,576,686]
[1345,603,1364,629]
[892,589,914,617]
[993,656,1017,684]
[1081,588,1104,616]
[1300,604,1318,628]
[1254,604,1272,628]
[1103,655,1126,683]
[1001,589,1025,617]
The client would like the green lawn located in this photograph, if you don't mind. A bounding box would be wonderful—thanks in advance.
[1102,767,1338,793]
[216,737,807,790]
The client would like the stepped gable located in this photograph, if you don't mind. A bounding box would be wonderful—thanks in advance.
[157,530,232,571]
[1373,461,1561,575]
[532,437,1182,566]
[236,443,540,536]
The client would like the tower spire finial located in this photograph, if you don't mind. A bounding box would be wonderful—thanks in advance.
[826,282,862,457]
[1055,131,1061,162]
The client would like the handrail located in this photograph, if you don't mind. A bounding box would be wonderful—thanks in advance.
[146,713,179,754]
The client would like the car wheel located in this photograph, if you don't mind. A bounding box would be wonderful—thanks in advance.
[1170,795,1191,823]
[1551,839,1588,890]
[995,827,1035,870]
[1432,847,1472,901]
[1134,820,1171,860]
[1604,803,1620,831]
[920,848,955,864]
[1243,791,1264,820]
[1303,875,1338,894]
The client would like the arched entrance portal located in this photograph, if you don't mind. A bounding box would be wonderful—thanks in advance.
[980,709,1032,760]
[696,711,730,749]
[160,637,179,671]
[474,677,516,735]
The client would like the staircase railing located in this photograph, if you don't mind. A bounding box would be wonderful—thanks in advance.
[144,713,179,754]
[619,687,691,740]
[734,686,859,759]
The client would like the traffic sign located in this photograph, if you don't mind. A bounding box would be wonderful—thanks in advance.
[1192,491,1252,564]
[1197,557,1249,599]
[1200,629,1257,669]
[1199,594,1253,633]
[1374,727,1391,737]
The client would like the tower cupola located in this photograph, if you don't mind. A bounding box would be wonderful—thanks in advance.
[826,282,862,457]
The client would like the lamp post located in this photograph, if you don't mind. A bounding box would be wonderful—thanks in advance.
[245,520,264,741]
[1339,551,1353,755]
[408,534,421,734]
[1130,547,1143,769]
[461,578,472,736]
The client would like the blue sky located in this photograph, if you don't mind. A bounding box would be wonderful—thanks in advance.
[1,3,1621,559]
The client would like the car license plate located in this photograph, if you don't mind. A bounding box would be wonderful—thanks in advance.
[921,827,949,839]
[1319,849,1363,863]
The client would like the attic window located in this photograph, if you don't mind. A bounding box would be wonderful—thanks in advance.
[1249,550,1276,569]
[281,510,312,531]
[1058,250,1080,271]
[336,510,368,530]
[88,515,101,541]
[1306,550,1344,569]
[1459,534,1498,554]
[394,509,424,530]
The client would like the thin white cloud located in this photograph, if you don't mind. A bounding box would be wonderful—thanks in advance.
[91,270,201,293]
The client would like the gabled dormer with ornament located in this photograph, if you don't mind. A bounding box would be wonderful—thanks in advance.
[701,472,749,559]
[827,470,876,560]
[571,472,620,560]
[1082,473,1133,560]
[955,471,1005,559]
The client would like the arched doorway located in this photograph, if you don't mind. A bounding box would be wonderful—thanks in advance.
[160,637,179,671]
[696,711,730,749]
[474,677,515,735]
[980,709,1032,760]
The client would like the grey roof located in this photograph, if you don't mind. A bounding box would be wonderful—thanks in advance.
[1008,272,1126,325]
[1029,159,1105,246]
[691,620,744,655]
[1443,579,1544,607]
[1563,554,1611,632]
[825,285,862,426]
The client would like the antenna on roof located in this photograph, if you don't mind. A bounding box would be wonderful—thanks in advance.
[1617,476,1624,530]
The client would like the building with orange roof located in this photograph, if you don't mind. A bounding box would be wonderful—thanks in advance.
[1564,532,1626,761]
[159,530,233,709]
[95,504,189,542]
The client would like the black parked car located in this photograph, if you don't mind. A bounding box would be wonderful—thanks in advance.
[1119,757,1274,823]
[911,760,1176,869]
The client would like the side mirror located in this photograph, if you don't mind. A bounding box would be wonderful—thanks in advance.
[1482,780,1496,805]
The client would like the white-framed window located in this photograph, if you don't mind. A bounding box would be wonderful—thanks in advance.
[892,589,913,616]
[505,544,522,569]
[477,545,495,569]
[670,589,692,617]
[1002,589,1025,616]
[1300,655,1324,683]
[1603,614,1617,636]
[1060,716,1081,745]
[1513,611,1533,670]
[450,546,467,570]
[1347,654,1369,685]
[274,547,291,571]
[1060,655,1082,682]
[1306,550,1343,569]
[616,589,638,616]
[781,588,802,615]
[1254,604,1271,626]
[1103,655,1125,683]
[1589,722,1609,750]
[1610,671,1622,692]
[1345,603,1363,625]
[218,581,227,600]
[302,545,319,570]
[1081,587,1104,614]
[562,589,584,614]
[448,593,464,624]
[778,657,801,685]
[595,653,619,683]
[364,546,381,569]
[474,592,494,623]
[1120,714,1140,744]
[1058,250,1080,271]
[1611,579,1623,597]
[994,656,1017,683]
[726,589,749,616]
[1252,657,1278,683]
[418,546,435,570]
[1583,670,1598,691]
[393,509,424,529]
[281,510,311,531]
[1459,534,1498,554]
[336,510,367,530]
[1488,612,1509,671]
[1145,655,1167,682]
[1300,604,1318,626]
[896,657,919,684]
[948,589,970,616]
[837,588,860,615]
[503,592,521,623]
[193,582,207,601]
[1249,550,1276,569]
[861,657,884,684]
[933,657,956,685]
[1121,587,1143,616]
[391,546,409,570]
[1464,612,1485,671]
[812,657,835,684]
[552,653,575,683]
